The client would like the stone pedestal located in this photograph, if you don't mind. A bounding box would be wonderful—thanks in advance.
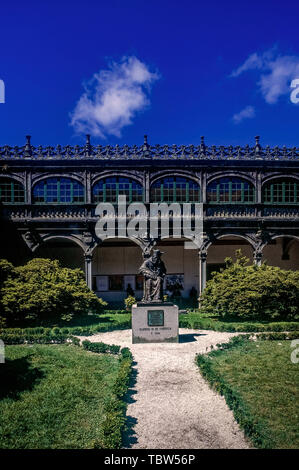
[132,302,179,344]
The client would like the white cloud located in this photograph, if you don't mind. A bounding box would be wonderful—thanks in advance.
[231,48,299,104]
[70,56,159,138]
[230,49,276,78]
[232,105,255,124]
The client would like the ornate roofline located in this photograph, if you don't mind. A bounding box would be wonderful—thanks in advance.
[1,134,298,161]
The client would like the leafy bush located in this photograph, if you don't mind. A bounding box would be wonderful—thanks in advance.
[124,295,136,311]
[0,258,107,324]
[200,251,299,321]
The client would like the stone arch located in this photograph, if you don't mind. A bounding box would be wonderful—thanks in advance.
[37,233,87,252]
[92,236,145,302]
[32,172,85,185]
[32,234,86,273]
[150,171,199,186]
[261,173,299,185]
[262,234,299,270]
[92,171,144,186]
[202,233,256,289]
[206,171,255,185]
[0,173,25,185]
[205,232,256,251]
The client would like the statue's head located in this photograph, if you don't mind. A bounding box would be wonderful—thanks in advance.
[152,249,164,263]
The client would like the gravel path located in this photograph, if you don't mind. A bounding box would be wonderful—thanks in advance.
[79,328,251,449]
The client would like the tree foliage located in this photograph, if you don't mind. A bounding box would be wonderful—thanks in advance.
[200,251,299,320]
[0,258,107,324]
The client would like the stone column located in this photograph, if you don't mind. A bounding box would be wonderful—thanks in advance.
[201,170,207,204]
[198,250,207,295]
[84,253,93,290]
[253,250,263,266]
[86,171,91,204]
[26,171,32,205]
[144,171,150,204]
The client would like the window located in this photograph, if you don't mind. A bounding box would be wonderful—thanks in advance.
[207,177,255,203]
[263,179,298,204]
[109,275,124,291]
[33,177,85,203]
[151,177,200,203]
[0,179,25,203]
[93,177,144,203]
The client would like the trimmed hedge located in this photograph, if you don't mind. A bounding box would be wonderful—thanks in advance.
[82,340,120,355]
[0,318,132,339]
[0,330,80,345]
[179,317,299,332]
[256,331,299,341]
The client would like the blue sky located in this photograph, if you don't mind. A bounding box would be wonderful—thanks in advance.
[1,0,299,147]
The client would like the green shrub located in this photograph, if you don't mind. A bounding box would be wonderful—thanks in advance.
[200,251,299,321]
[113,358,132,397]
[0,258,107,325]
[179,319,190,328]
[82,340,120,355]
[120,347,133,360]
[124,295,136,311]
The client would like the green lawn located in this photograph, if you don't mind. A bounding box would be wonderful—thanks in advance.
[197,338,299,448]
[0,344,121,449]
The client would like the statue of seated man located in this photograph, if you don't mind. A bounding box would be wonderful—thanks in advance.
[139,249,166,303]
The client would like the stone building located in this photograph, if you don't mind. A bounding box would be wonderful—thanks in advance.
[0,135,298,302]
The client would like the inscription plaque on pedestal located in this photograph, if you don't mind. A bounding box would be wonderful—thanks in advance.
[132,304,179,344]
[148,310,164,327]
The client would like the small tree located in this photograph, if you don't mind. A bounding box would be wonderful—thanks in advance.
[200,251,299,321]
[0,258,107,324]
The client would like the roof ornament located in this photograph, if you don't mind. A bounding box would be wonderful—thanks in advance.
[200,135,206,155]
[84,134,92,155]
[255,135,262,158]
[24,135,32,157]
[142,134,151,158]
